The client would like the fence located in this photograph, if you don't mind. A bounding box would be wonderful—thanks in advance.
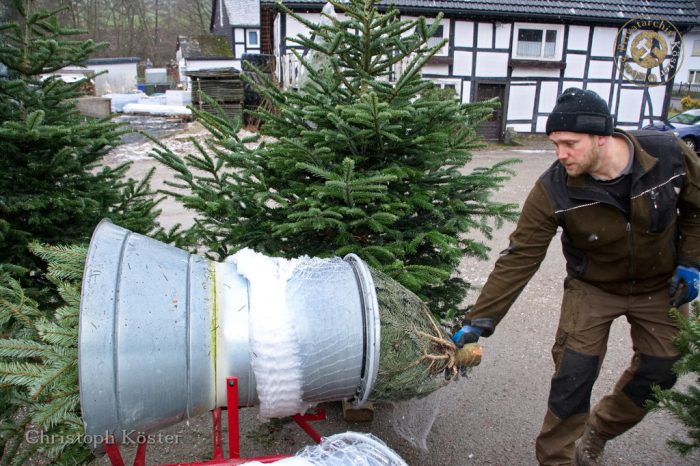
[672,82,700,98]
[279,52,411,89]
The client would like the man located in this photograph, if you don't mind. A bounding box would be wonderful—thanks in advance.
[452,87,700,465]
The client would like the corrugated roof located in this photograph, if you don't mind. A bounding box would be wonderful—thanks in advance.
[263,0,700,27]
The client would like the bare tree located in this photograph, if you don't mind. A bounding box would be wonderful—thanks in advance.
[30,0,213,65]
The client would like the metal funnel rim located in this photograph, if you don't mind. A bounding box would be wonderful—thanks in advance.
[344,254,380,406]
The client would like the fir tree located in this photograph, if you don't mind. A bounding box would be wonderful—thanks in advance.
[649,302,700,455]
[0,244,90,465]
[0,2,164,460]
[154,0,519,318]
[0,0,163,285]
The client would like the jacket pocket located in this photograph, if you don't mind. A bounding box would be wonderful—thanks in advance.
[647,184,678,234]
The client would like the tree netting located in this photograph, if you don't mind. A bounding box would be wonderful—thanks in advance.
[370,268,466,401]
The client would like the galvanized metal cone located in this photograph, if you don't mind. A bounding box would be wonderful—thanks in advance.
[78,220,379,452]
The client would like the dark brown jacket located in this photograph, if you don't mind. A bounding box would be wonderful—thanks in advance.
[469,129,700,336]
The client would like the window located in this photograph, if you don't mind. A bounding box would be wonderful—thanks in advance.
[690,70,700,83]
[247,30,259,47]
[427,25,445,48]
[513,23,563,61]
[431,79,462,99]
[693,40,700,57]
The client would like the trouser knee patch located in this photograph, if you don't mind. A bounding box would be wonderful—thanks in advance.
[622,353,679,409]
[549,348,599,419]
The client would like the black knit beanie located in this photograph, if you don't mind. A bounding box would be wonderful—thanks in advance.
[546,88,613,136]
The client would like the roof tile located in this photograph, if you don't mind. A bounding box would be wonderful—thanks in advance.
[264,0,700,27]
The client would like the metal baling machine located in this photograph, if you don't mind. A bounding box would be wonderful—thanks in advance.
[78,220,481,465]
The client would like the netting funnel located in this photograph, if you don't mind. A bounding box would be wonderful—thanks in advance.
[79,220,380,452]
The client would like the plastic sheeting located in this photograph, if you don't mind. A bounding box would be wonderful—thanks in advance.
[242,432,408,466]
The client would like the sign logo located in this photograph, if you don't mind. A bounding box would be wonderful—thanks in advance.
[614,16,683,86]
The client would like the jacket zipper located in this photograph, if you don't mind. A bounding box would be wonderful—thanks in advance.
[627,221,635,294]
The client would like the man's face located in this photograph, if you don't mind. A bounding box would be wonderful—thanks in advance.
[548,131,601,177]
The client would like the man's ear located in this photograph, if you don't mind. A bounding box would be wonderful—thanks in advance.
[596,134,610,148]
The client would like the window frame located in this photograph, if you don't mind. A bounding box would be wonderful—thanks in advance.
[512,22,564,61]
[431,78,462,100]
[247,30,259,47]
[424,19,449,56]
[693,39,700,57]
[689,70,700,84]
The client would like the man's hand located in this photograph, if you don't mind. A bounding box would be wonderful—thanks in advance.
[451,323,483,348]
[669,265,700,307]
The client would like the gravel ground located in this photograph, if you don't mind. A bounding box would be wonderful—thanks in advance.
[94,128,700,466]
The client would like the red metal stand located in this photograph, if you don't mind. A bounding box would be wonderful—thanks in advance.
[103,376,326,466]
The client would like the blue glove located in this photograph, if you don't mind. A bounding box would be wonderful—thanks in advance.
[451,324,483,348]
[669,265,700,307]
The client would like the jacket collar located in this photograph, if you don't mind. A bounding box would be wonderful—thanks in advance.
[565,128,657,190]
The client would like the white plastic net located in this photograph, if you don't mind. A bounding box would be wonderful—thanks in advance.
[228,248,309,419]
[387,381,457,452]
[227,249,352,419]
[241,432,408,466]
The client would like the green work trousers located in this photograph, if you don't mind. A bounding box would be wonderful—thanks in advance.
[535,279,685,466]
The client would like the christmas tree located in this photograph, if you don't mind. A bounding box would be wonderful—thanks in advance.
[649,302,700,455]
[0,244,89,465]
[154,0,519,319]
[0,1,163,461]
[0,0,163,288]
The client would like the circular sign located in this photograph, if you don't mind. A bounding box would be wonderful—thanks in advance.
[613,16,683,86]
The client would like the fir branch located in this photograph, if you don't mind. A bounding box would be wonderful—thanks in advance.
[0,242,89,465]
[35,319,77,348]
[0,276,40,336]
[0,339,51,359]
[28,243,86,282]
[0,360,44,387]
[648,303,700,454]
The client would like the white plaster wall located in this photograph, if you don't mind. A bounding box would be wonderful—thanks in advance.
[585,83,611,108]
[511,68,560,78]
[675,30,700,83]
[475,52,509,77]
[536,115,549,133]
[645,85,667,121]
[562,80,584,90]
[453,50,473,76]
[587,60,614,80]
[461,80,472,103]
[477,23,493,48]
[616,87,645,124]
[454,21,474,47]
[274,13,282,77]
[494,23,511,49]
[507,84,536,120]
[509,123,533,132]
[539,81,560,113]
[564,53,587,78]
[235,29,245,42]
[422,64,449,76]
[567,25,590,51]
[286,13,321,41]
[590,27,617,57]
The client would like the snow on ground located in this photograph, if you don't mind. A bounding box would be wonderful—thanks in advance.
[123,102,192,117]
[107,117,269,163]
[108,121,209,162]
